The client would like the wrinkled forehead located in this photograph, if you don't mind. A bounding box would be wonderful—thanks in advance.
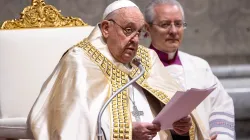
[114,7,145,26]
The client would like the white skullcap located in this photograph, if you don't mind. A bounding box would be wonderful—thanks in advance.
[103,0,139,19]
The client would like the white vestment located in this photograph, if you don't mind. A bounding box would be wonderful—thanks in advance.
[28,25,208,140]
[164,51,235,140]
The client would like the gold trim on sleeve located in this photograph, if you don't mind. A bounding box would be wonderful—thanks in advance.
[1,0,87,29]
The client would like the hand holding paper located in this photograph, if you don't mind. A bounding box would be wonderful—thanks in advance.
[153,85,216,130]
[172,115,192,135]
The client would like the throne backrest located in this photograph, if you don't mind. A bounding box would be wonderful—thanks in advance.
[0,0,94,118]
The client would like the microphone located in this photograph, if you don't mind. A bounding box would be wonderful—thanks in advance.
[97,58,145,140]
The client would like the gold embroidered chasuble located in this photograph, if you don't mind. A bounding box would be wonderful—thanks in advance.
[75,37,199,140]
[29,26,208,140]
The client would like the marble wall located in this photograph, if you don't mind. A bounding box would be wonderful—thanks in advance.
[0,0,250,65]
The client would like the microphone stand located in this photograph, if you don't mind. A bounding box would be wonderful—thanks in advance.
[97,58,145,140]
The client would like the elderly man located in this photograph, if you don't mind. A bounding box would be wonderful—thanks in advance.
[145,0,235,140]
[28,0,209,140]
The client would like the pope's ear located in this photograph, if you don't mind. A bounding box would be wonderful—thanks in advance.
[100,20,110,38]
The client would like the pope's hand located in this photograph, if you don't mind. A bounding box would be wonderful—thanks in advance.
[132,122,161,140]
[211,134,217,140]
[172,115,192,135]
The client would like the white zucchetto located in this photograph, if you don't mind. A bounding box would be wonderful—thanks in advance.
[103,0,139,19]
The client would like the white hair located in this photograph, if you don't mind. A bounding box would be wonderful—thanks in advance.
[144,0,185,24]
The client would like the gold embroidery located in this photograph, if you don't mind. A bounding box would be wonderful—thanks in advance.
[129,47,171,104]
[189,118,196,140]
[129,46,195,140]
[76,39,131,139]
[1,0,87,29]
[76,38,195,140]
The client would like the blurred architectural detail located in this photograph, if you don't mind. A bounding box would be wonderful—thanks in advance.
[1,0,87,29]
[213,65,250,140]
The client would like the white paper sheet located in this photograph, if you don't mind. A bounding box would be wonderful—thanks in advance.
[153,84,216,130]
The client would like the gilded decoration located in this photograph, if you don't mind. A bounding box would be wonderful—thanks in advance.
[76,38,195,140]
[76,39,132,139]
[1,0,87,29]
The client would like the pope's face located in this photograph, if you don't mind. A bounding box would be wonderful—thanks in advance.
[104,7,145,64]
[147,4,184,53]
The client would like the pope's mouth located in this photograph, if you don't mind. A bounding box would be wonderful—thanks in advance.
[125,46,137,52]
[128,48,135,51]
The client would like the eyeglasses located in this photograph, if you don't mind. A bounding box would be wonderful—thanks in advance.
[151,20,187,30]
[108,19,145,39]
